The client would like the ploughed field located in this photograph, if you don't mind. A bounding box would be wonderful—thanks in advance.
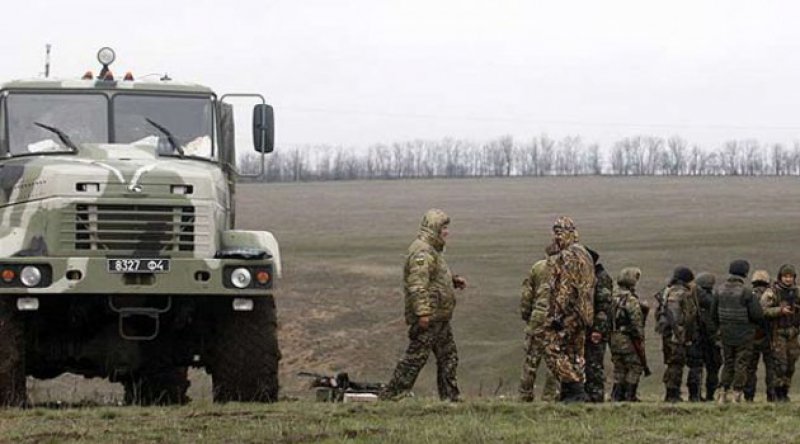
[27,177,800,403]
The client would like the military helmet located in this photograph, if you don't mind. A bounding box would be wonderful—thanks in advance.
[672,266,694,284]
[695,272,715,290]
[752,269,770,284]
[617,267,641,288]
[779,264,797,278]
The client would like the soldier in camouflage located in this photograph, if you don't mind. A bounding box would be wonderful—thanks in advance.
[519,259,559,402]
[686,272,721,402]
[745,270,775,402]
[657,266,698,402]
[760,264,800,402]
[381,209,467,401]
[609,267,646,402]
[712,260,763,404]
[584,248,612,403]
[542,216,596,403]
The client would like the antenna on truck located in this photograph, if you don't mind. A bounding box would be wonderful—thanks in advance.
[44,44,51,78]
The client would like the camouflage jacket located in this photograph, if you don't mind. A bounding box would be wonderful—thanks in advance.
[760,282,800,332]
[520,259,550,329]
[546,243,595,330]
[403,215,456,324]
[663,283,698,344]
[610,286,645,340]
[591,265,613,337]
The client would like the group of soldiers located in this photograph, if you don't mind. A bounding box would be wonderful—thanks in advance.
[658,261,799,403]
[378,209,799,404]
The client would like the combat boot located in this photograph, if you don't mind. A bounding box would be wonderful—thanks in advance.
[560,382,588,403]
[743,389,754,402]
[664,388,682,403]
[628,383,641,402]
[610,383,624,402]
[687,383,701,402]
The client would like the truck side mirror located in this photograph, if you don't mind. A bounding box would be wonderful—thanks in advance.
[253,104,274,153]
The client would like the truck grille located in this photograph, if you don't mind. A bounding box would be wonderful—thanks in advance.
[73,204,196,252]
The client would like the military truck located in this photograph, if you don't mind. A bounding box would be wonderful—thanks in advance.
[0,47,281,406]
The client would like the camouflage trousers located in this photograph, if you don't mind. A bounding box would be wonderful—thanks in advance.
[720,342,753,391]
[770,328,800,389]
[662,337,687,390]
[745,333,774,397]
[686,335,721,395]
[543,318,586,384]
[383,321,460,401]
[519,329,559,401]
[584,336,607,401]
[609,332,644,385]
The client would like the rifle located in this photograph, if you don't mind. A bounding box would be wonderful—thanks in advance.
[631,339,652,377]
[298,371,386,402]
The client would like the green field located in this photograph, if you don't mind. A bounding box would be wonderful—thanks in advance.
[12,176,800,441]
[2,400,800,443]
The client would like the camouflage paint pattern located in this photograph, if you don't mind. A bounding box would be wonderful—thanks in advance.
[760,282,800,389]
[0,144,279,296]
[0,80,280,299]
[519,259,558,401]
[609,267,645,385]
[382,321,459,401]
[542,217,596,384]
[686,276,721,400]
[745,283,774,400]
[719,343,754,391]
[385,209,460,401]
[660,283,698,390]
[585,265,612,401]
[403,209,455,324]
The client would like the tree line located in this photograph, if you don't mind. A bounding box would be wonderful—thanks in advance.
[239,135,800,181]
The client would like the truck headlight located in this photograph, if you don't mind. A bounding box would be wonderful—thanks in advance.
[20,266,42,287]
[230,267,252,289]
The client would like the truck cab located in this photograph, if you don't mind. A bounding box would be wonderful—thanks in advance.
[0,48,281,405]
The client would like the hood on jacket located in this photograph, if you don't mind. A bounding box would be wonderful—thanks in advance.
[617,267,641,289]
[418,208,450,251]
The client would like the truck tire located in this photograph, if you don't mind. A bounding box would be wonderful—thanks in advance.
[210,295,280,403]
[123,366,190,406]
[0,298,26,407]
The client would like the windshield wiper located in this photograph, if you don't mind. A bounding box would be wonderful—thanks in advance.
[145,118,185,158]
[33,122,79,153]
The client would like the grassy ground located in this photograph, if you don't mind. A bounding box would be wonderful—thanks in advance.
[2,399,798,443]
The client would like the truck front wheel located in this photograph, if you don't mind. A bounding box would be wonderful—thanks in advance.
[209,295,280,402]
[0,298,26,407]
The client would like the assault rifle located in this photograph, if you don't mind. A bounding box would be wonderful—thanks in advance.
[631,339,652,377]
[298,371,385,402]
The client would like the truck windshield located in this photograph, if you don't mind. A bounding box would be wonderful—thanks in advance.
[5,92,215,159]
[114,94,214,159]
[7,93,107,154]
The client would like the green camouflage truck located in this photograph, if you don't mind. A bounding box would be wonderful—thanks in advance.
[0,48,281,406]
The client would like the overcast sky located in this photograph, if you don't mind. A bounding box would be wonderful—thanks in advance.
[3,0,800,149]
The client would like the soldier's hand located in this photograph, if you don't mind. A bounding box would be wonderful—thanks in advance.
[452,275,467,290]
[780,305,794,316]
[590,331,602,344]
[418,316,430,329]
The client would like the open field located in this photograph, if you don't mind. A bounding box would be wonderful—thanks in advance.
[15,177,800,441]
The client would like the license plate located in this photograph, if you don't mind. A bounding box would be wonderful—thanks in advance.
[107,258,170,273]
